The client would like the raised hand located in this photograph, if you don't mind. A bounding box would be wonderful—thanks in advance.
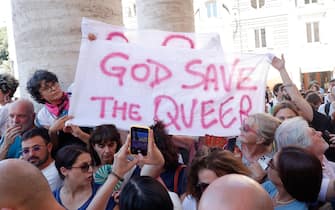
[271,54,285,71]
[112,136,139,178]
[137,130,164,166]
[49,115,73,134]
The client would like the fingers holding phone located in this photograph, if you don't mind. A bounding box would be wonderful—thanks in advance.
[113,135,138,177]
[138,129,165,167]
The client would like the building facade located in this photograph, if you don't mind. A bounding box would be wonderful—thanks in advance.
[123,0,335,90]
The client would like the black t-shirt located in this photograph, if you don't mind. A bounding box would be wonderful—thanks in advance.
[310,109,335,161]
[51,127,92,158]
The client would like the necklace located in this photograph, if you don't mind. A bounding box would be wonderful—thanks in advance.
[274,193,296,206]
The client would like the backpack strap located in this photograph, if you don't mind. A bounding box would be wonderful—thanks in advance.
[325,102,331,116]
[156,176,168,190]
[173,164,186,193]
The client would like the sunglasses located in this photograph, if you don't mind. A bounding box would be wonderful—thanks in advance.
[21,145,46,155]
[196,182,210,193]
[70,162,93,173]
[240,121,258,135]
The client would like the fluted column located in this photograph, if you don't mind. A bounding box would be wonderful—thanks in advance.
[136,0,194,32]
[10,0,122,98]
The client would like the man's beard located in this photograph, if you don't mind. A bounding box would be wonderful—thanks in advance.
[28,154,49,168]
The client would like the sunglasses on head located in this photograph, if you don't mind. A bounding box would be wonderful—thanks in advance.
[240,121,258,135]
[70,162,93,173]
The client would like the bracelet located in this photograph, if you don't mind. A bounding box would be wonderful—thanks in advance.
[110,171,124,182]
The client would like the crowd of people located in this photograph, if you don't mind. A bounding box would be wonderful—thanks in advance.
[1,54,335,210]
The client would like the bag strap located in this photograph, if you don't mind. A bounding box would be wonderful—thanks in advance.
[173,164,186,193]
[325,102,331,116]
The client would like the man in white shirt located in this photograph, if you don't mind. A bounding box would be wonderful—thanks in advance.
[21,127,62,191]
[319,79,335,119]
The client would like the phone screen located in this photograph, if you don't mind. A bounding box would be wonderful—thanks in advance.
[130,126,149,155]
[257,156,271,171]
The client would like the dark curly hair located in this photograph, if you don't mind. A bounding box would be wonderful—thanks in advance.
[26,70,58,104]
[150,121,179,171]
[0,73,19,98]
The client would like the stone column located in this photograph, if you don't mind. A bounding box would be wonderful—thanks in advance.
[10,0,122,98]
[136,0,194,32]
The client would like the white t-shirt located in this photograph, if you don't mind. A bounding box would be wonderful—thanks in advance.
[35,106,58,128]
[182,195,197,210]
[41,160,63,191]
[318,102,335,119]
[168,191,182,210]
[318,156,335,201]
[0,103,10,135]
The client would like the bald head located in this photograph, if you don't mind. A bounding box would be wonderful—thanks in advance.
[8,99,35,133]
[199,174,273,210]
[9,99,34,113]
[0,159,64,210]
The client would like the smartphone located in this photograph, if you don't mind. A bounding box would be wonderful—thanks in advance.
[130,125,149,155]
[224,137,236,153]
[257,155,272,171]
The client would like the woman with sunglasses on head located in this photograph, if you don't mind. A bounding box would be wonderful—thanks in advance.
[263,146,322,210]
[182,147,251,210]
[237,113,281,183]
[54,145,116,210]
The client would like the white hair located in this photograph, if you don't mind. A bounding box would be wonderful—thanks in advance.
[275,117,312,150]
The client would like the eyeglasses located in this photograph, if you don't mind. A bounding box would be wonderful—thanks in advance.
[70,162,93,173]
[268,158,277,170]
[196,182,210,193]
[240,121,258,135]
[40,82,59,93]
[21,145,46,155]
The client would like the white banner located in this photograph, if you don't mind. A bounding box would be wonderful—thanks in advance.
[81,18,223,51]
[69,38,271,136]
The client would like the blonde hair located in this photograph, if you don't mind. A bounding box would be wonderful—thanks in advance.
[249,113,281,146]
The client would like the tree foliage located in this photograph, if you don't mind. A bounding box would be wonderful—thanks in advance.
[0,27,9,65]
